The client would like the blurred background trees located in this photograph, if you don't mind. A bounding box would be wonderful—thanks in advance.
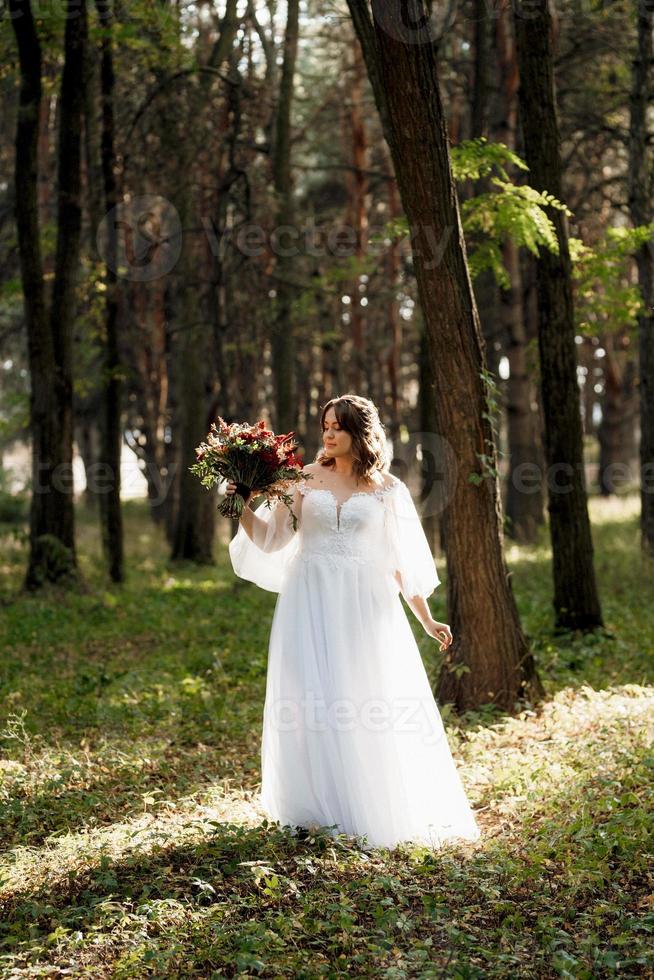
[1,0,652,708]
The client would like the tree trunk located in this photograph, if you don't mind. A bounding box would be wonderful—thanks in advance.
[170,14,238,562]
[348,0,543,712]
[628,1,654,554]
[169,86,215,564]
[503,239,545,542]
[271,0,299,434]
[75,410,100,511]
[11,0,86,590]
[471,0,491,140]
[598,342,638,495]
[514,0,603,630]
[95,0,125,582]
[418,326,442,557]
[171,206,215,564]
[383,142,402,440]
[494,0,544,543]
[343,41,369,392]
[48,0,86,573]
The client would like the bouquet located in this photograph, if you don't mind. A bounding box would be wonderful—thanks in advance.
[190,417,310,528]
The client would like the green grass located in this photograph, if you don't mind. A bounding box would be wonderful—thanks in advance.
[0,494,653,978]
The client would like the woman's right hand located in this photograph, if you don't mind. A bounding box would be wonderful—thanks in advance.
[225,480,257,508]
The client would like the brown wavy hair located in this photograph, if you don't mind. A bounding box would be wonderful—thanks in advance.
[314,393,391,484]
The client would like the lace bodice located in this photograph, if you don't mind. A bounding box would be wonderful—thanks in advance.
[228,473,440,600]
[296,482,396,568]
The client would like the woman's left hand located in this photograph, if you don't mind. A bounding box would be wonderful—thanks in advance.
[424,618,453,652]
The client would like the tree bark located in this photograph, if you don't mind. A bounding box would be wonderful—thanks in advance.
[513,0,603,630]
[271,0,299,434]
[383,141,402,440]
[95,0,125,582]
[343,42,369,392]
[348,0,543,712]
[471,0,490,140]
[171,186,214,564]
[48,0,86,572]
[598,341,638,495]
[11,0,86,590]
[628,1,654,554]
[494,0,544,543]
[169,15,239,563]
[503,239,545,543]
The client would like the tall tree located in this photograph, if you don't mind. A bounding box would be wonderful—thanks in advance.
[513,0,603,630]
[342,41,369,392]
[95,0,124,582]
[628,1,654,555]
[171,41,237,563]
[11,0,87,589]
[495,3,545,543]
[271,0,300,434]
[347,0,543,712]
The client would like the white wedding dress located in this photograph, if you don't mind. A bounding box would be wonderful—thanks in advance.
[228,473,481,850]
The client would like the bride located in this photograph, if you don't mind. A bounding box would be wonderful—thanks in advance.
[225,394,481,850]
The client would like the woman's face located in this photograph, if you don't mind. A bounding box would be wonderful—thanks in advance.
[322,406,353,459]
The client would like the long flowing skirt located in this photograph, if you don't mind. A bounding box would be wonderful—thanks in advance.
[259,556,482,850]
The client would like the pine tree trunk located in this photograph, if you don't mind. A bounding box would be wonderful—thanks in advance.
[171,217,215,564]
[513,0,603,630]
[12,0,85,590]
[348,0,543,712]
[271,0,299,434]
[598,343,638,495]
[169,12,237,563]
[344,42,369,392]
[382,140,402,440]
[494,0,544,543]
[95,0,125,583]
[503,238,545,542]
[471,0,490,140]
[48,0,86,576]
[628,1,654,555]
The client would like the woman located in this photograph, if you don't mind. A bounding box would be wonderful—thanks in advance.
[226,394,481,850]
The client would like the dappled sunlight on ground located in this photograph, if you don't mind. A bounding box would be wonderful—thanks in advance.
[588,490,641,525]
[0,781,263,903]
[1,497,653,975]
[461,682,654,840]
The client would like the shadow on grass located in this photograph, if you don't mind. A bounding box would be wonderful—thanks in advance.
[0,737,260,852]
[1,729,652,976]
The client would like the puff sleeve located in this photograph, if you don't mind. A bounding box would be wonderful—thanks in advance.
[384,479,440,601]
[228,487,303,593]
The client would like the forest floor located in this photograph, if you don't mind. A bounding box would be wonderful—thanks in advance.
[0,494,652,978]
